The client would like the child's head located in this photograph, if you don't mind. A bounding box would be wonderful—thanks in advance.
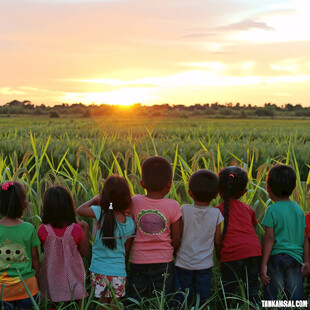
[218,166,248,236]
[141,156,173,192]
[0,181,27,219]
[99,175,132,250]
[189,169,219,203]
[42,185,76,228]
[267,164,296,199]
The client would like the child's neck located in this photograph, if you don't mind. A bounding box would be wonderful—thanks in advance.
[0,217,23,226]
[193,200,211,207]
[146,191,166,199]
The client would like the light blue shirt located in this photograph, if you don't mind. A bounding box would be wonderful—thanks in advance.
[89,205,136,277]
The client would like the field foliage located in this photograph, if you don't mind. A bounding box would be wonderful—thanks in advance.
[0,115,310,309]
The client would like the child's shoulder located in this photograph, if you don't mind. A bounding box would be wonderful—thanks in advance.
[132,194,179,207]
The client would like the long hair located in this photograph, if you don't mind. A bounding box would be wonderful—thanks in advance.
[0,182,27,219]
[42,185,76,228]
[99,175,132,250]
[218,166,248,237]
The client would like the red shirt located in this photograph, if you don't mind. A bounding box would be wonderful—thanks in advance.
[38,223,83,244]
[306,213,310,238]
[216,199,262,262]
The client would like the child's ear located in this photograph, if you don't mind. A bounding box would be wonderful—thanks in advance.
[166,180,172,190]
[140,180,146,189]
[241,189,247,196]
[188,189,194,198]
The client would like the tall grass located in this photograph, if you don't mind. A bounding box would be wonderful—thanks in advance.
[0,117,310,309]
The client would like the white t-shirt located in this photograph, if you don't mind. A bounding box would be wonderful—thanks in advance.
[176,204,224,270]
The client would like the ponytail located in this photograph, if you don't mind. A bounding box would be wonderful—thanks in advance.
[99,202,117,250]
[222,174,234,237]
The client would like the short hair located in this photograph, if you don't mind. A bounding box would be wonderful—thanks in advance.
[142,156,173,191]
[189,169,219,202]
[42,186,76,228]
[0,182,27,218]
[267,164,296,198]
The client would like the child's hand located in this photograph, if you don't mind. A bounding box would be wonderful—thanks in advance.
[302,262,310,277]
[217,260,222,271]
[260,264,270,286]
[77,220,89,231]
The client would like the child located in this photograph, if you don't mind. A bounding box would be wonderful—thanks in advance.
[77,175,136,305]
[0,181,40,310]
[38,185,89,307]
[175,169,223,306]
[216,166,262,306]
[260,164,309,300]
[127,156,182,302]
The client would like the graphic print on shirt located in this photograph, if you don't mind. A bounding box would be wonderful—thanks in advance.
[0,239,29,270]
[137,209,167,235]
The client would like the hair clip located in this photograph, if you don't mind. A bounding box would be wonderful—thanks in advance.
[108,202,113,210]
[229,173,235,178]
[2,181,14,191]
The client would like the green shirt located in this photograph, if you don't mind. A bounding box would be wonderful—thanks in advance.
[0,222,40,279]
[262,201,305,264]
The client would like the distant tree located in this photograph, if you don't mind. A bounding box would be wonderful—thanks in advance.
[49,111,60,118]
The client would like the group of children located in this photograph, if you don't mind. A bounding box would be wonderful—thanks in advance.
[0,156,309,309]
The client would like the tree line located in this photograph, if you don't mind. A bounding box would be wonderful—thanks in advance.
[1,100,310,118]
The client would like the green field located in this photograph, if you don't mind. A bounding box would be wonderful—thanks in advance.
[1,115,310,309]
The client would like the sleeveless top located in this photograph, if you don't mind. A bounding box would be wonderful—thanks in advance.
[39,224,87,302]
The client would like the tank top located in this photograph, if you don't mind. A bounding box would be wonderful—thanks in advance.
[39,224,87,302]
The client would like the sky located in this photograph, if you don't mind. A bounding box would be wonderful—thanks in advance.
[1,0,310,106]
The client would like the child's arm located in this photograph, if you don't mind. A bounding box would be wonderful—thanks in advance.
[31,246,40,282]
[214,223,222,261]
[302,229,310,277]
[260,226,274,285]
[77,195,100,218]
[77,220,89,258]
[171,218,182,253]
[125,237,134,266]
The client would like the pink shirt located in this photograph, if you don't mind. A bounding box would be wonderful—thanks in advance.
[130,195,182,264]
[38,223,83,244]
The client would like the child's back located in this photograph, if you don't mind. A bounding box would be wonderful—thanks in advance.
[261,164,307,301]
[217,166,261,306]
[0,182,40,309]
[175,170,222,305]
[130,194,181,264]
[127,156,182,302]
[39,223,86,302]
[217,199,261,262]
[38,186,89,303]
[176,204,222,269]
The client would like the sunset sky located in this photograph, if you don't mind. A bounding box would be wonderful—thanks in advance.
[1,0,310,106]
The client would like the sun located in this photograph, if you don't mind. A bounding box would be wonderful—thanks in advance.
[60,88,156,106]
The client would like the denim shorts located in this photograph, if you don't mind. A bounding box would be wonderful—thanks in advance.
[264,253,304,300]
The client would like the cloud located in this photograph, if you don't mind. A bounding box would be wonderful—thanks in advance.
[218,19,275,31]
[0,87,26,95]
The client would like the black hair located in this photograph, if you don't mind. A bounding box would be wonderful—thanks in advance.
[189,169,219,202]
[0,182,27,219]
[99,175,132,250]
[141,156,173,191]
[218,166,248,237]
[42,185,76,228]
[267,164,296,198]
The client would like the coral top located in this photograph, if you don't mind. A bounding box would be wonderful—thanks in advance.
[130,195,182,264]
